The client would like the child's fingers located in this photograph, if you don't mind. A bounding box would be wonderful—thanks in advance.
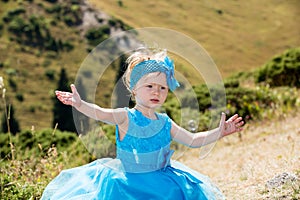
[219,112,226,131]
[236,120,244,127]
[70,84,77,94]
[57,95,66,103]
[227,114,238,122]
[236,117,244,124]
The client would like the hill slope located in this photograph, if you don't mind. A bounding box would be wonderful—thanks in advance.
[0,0,299,131]
[89,0,300,76]
[0,0,128,130]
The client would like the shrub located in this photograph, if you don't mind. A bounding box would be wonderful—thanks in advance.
[8,77,17,91]
[117,0,123,7]
[1,104,20,135]
[0,22,3,35]
[7,17,26,34]
[61,40,74,51]
[85,25,111,46]
[166,79,277,129]
[45,69,55,80]
[15,93,24,102]
[5,8,74,52]
[3,7,26,22]
[225,86,274,121]
[45,4,62,14]
[44,0,58,3]
[256,47,300,87]
[42,59,52,67]
[5,68,17,76]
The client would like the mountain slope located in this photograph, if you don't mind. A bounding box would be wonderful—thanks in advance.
[88,0,300,77]
[0,0,299,130]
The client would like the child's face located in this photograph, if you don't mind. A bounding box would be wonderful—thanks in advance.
[133,72,168,109]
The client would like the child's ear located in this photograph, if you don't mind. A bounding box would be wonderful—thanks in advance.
[132,90,136,96]
[130,92,136,102]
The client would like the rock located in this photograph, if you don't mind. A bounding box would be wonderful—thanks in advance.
[265,172,299,189]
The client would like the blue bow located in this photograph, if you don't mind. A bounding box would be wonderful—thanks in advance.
[163,56,180,91]
[129,56,180,91]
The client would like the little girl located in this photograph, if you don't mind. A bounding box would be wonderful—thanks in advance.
[41,48,244,200]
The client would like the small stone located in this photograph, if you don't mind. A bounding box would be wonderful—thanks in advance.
[265,172,298,189]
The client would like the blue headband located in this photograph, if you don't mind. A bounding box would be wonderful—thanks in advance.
[129,56,180,91]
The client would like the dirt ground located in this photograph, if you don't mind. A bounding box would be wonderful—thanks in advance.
[178,112,300,199]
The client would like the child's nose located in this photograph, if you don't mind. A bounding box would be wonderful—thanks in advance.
[152,86,160,94]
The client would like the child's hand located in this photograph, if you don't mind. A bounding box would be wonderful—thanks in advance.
[55,84,82,108]
[219,112,244,137]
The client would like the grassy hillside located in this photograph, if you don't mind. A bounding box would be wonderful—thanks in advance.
[89,0,300,76]
[0,0,128,130]
[0,0,88,129]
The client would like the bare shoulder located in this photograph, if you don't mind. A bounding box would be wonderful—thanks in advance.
[112,107,128,125]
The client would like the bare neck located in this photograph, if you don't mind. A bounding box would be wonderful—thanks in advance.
[134,105,157,119]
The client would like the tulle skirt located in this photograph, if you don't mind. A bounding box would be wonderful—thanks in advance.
[41,158,225,200]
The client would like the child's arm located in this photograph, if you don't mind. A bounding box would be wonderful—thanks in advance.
[171,113,244,148]
[55,84,127,125]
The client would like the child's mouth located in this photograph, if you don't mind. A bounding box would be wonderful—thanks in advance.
[150,99,159,103]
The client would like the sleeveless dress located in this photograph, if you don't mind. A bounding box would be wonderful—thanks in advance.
[41,108,225,200]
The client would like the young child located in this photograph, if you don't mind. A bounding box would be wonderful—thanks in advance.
[41,48,244,200]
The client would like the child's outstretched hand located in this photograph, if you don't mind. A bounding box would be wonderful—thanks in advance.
[55,84,81,108]
[219,112,244,137]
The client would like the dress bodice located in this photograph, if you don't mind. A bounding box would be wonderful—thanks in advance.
[116,108,174,173]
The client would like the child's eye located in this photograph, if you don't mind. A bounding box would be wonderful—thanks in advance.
[146,85,153,88]
[161,86,166,90]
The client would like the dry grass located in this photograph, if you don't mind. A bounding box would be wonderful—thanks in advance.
[88,0,300,78]
[178,111,300,199]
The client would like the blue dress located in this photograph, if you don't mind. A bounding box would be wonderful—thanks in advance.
[41,108,225,200]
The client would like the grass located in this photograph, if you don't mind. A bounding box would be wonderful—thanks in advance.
[88,0,300,78]
[0,0,88,129]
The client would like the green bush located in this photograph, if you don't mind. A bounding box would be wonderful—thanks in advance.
[7,17,26,34]
[1,105,20,135]
[0,22,3,35]
[3,7,26,22]
[45,69,55,80]
[8,77,17,91]
[164,79,277,130]
[44,0,58,3]
[5,8,74,52]
[15,93,24,102]
[5,68,17,76]
[0,129,95,160]
[85,25,111,46]
[256,47,300,87]
[225,86,275,121]
[45,4,62,14]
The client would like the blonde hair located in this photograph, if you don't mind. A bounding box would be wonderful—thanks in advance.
[123,47,167,92]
